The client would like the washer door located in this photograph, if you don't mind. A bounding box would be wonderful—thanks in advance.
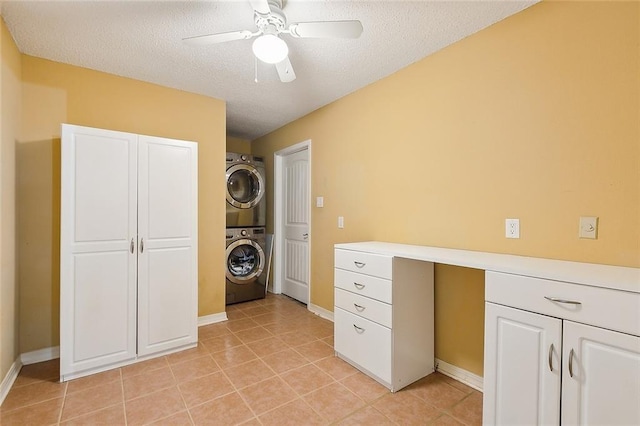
[226,164,265,209]
[226,239,265,284]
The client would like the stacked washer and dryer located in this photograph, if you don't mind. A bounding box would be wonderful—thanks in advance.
[225,152,271,305]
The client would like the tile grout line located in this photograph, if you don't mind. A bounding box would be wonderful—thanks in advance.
[202,335,276,417]
[213,345,262,424]
[157,355,192,426]
[325,380,369,425]
[119,367,128,426]
[56,380,68,425]
[441,390,482,426]
[57,394,125,422]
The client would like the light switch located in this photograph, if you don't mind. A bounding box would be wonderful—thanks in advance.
[338,216,344,229]
[316,196,324,208]
[579,216,598,239]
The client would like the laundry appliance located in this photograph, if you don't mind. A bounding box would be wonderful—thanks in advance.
[225,227,270,305]
[226,152,266,227]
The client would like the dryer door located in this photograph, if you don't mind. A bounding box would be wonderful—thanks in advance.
[226,164,265,209]
[226,239,266,284]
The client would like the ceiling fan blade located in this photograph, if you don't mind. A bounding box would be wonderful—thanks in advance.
[275,56,296,83]
[249,0,271,15]
[288,20,363,39]
[183,30,253,46]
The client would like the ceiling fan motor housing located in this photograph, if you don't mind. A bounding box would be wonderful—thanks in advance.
[255,0,286,34]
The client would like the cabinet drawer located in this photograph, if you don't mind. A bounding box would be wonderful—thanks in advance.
[334,307,391,383]
[334,268,392,304]
[335,288,392,328]
[335,249,392,279]
[486,271,640,336]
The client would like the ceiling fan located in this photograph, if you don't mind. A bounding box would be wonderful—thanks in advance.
[183,0,363,83]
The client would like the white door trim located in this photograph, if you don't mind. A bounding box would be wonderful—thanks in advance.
[273,140,311,302]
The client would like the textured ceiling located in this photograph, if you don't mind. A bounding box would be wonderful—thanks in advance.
[1,0,538,140]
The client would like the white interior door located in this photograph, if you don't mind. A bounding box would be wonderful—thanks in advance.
[137,135,198,356]
[280,146,310,304]
[561,321,640,425]
[60,124,138,379]
[483,302,562,425]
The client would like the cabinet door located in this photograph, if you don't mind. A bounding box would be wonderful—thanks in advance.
[137,136,198,356]
[562,321,640,425]
[60,124,138,379]
[483,303,561,425]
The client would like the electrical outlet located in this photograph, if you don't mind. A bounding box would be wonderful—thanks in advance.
[316,196,324,208]
[506,218,520,239]
[338,216,344,229]
[579,216,598,239]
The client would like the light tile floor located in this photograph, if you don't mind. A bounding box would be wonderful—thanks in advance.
[0,294,483,425]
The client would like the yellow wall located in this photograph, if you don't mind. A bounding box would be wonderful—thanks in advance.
[252,1,640,376]
[18,55,227,353]
[227,136,251,154]
[0,18,21,381]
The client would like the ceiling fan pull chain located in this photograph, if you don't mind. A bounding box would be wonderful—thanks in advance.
[254,56,258,83]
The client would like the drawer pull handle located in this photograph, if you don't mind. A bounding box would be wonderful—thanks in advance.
[353,282,365,290]
[568,348,575,378]
[353,303,365,312]
[548,343,554,372]
[544,296,582,305]
[353,324,365,334]
[354,261,366,268]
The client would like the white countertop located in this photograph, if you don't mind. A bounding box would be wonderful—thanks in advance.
[335,242,640,294]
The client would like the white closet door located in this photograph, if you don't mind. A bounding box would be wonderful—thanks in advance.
[137,135,198,356]
[60,124,138,379]
[483,303,562,425]
[562,321,640,425]
[281,148,310,304]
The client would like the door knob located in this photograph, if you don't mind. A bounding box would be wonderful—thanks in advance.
[302,233,308,239]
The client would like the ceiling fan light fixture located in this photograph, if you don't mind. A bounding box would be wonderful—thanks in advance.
[252,34,288,64]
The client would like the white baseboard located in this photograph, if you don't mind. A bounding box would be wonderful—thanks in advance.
[14,316,225,370]
[309,303,334,322]
[0,345,61,405]
[0,358,22,405]
[435,358,483,392]
[21,346,60,365]
[198,312,228,326]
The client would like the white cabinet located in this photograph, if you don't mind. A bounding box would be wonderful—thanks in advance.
[484,303,561,425]
[334,248,434,391]
[60,124,198,381]
[484,271,640,425]
[562,321,640,425]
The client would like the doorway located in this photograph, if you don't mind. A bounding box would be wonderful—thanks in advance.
[273,140,310,304]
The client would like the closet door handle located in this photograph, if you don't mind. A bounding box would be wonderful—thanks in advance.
[568,349,575,378]
[140,238,144,254]
[354,261,366,268]
[130,238,135,254]
[544,296,582,305]
[548,344,554,372]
